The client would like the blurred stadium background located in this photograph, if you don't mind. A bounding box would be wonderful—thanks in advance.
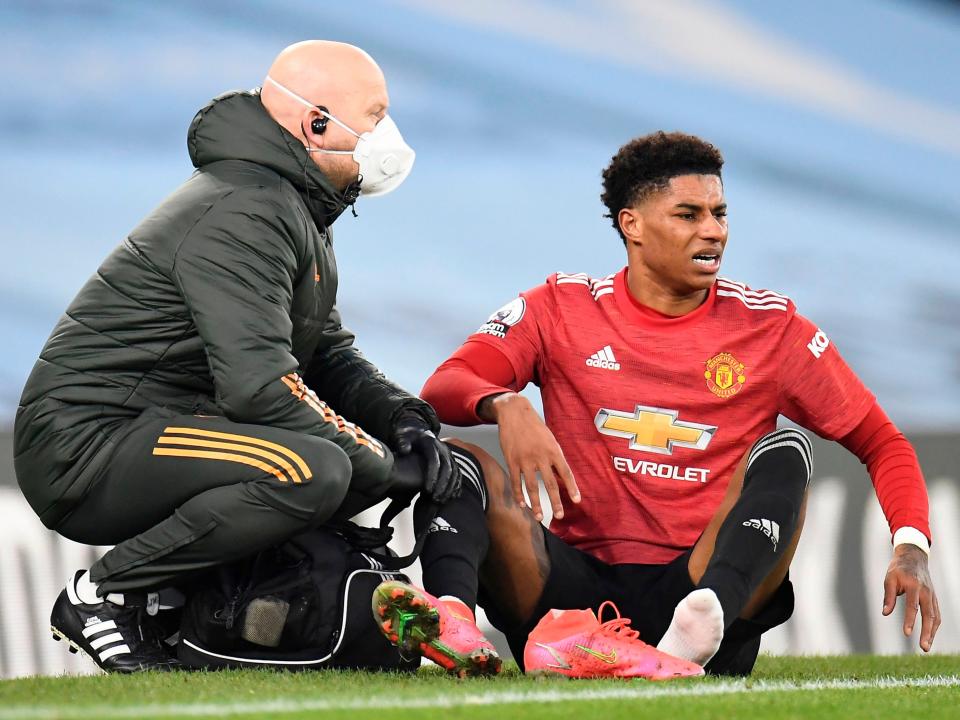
[0,0,957,678]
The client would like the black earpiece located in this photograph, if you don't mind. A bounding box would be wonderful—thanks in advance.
[311,106,330,135]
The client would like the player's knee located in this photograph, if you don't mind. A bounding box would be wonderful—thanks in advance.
[446,441,489,510]
[744,428,813,494]
[444,438,506,512]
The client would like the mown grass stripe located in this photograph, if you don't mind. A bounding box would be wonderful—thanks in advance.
[0,674,957,719]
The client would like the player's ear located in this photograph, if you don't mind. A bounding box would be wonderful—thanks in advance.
[618,207,643,246]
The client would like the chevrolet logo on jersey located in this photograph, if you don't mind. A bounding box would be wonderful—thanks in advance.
[594,405,717,455]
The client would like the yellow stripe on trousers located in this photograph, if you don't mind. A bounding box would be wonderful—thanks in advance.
[161,426,312,480]
[151,448,291,482]
[155,436,304,483]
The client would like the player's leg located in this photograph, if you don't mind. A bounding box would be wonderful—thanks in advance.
[434,440,615,663]
[51,410,353,672]
[414,444,491,608]
[375,443,503,676]
[657,428,812,668]
[444,440,553,623]
[405,440,703,678]
[424,445,701,679]
[688,448,808,619]
[380,438,550,647]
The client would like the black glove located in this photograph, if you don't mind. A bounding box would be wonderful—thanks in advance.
[391,413,461,504]
[386,452,427,499]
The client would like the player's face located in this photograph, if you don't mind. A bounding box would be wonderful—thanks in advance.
[623,174,728,295]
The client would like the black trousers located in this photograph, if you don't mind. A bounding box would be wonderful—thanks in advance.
[57,407,372,594]
[482,526,794,676]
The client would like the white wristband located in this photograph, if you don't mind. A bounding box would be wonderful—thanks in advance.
[893,526,930,555]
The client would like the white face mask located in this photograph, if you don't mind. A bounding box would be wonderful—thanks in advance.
[265,75,415,197]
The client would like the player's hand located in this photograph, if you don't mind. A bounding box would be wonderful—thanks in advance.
[391,413,461,504]
[882,543,940,652]
[487,393,580,522]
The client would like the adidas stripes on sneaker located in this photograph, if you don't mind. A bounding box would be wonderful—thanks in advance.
[50,570,181,673]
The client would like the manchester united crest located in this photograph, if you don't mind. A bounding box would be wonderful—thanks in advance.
[704,352,746,399]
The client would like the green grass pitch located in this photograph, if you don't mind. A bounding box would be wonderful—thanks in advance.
[1,655,958,720]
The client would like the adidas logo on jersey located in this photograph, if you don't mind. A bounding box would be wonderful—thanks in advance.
[429,516,458,534]
[586,345,620,371]
[743,518,780,550]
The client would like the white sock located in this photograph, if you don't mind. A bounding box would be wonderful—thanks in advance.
[656,588,725,666]
[72,571,103,605]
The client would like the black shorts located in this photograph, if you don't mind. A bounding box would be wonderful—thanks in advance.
[484,526,794,676]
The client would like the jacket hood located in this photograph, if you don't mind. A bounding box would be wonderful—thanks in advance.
[187,90,352,226]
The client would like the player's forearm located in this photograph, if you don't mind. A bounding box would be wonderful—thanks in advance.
[869,439,930,549]
[422,358,514,426]
[840,402,931,549]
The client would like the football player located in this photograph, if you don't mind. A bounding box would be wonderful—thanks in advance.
[405,131,938,676]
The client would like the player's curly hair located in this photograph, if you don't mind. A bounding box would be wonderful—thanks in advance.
[601,131,724,243]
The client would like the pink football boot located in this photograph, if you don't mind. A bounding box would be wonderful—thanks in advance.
[524,601,704,680]
[373,580,501,677]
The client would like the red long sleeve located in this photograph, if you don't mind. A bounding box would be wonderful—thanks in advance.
[838,402,931,543]
[421,341,518,426]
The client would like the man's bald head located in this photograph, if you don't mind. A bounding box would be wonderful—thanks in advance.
[261,40,390,190]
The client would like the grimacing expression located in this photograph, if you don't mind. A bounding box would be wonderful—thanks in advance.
[623,174,728,294]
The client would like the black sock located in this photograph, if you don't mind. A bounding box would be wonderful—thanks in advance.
[698,428,812,627]
[415,445,489,611]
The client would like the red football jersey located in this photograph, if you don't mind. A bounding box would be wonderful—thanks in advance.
[464,267,875,565]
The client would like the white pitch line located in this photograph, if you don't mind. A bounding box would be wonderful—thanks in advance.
[0,674,957,720]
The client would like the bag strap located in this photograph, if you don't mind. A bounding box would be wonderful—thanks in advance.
[332,495,439,572]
